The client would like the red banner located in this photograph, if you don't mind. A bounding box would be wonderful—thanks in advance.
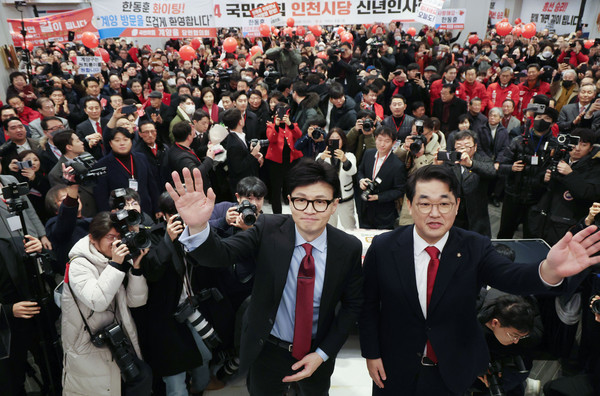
[8,8,98,47]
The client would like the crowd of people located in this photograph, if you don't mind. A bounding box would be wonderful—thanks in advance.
[1,19,600,396]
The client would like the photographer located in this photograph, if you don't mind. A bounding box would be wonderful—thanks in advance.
[264,38,302,79]
[497,105,559,239]
[347,110,377,165]
[317,128,357,230]
[326,42,361,97]
[294,115,327,159]
[357,126,406,229]
[61,211,152,396]
[381,94,415,141]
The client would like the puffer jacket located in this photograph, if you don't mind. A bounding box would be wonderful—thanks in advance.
[61,236,148,396]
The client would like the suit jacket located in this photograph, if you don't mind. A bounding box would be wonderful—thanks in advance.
[75,118,109,160]
[432,97,468,134]
[476,123,510,161]
[357,149,407,229]
[557,103,600,133]
[165,143,213,191]
[143,104,172,144]
[243,111,259,141]
[359,226,559,395]
[223,132,260,194]
[133,139,170,191]
[0,138,41,173]
[38,142,61,174]
[0,175,46,239]
[187,214,364,374]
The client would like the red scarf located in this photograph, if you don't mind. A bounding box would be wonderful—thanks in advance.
[392,79,405,96]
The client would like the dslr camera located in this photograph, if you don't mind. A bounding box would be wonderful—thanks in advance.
[92,322,140,382]
[311,127,326,140]
[236,199,258,226]
[485,356,527,396]
[250,138,269,150]
[361,177,382,201]
[174,296,222,350]
[110,189,151,258]
[408,120,428,156]
[362,119,375,133]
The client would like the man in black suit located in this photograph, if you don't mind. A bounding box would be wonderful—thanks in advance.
[221,108,263,196]
[75,97,108,160]
[231,91,259,140]
[77,77,110,114]
[144,91,172,144]
[432,84,468,135]
[166,121,214,190]
[38,116,65,173]
[357,126,407,229]
[165,159,363,395]
[359,164,600,395]
[134,119,170,189]
[557,84,600,134]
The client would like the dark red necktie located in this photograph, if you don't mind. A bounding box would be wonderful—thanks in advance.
[292,243,315,360]
[151,146,157,156]
[425,246,440,363]
[95,121,102,135]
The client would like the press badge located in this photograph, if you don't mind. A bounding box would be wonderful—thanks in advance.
[7,216,22,232]
[129,179,138,191]
[531,155,539,165]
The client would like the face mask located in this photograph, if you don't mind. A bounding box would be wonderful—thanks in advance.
[184,104,195,115]
[534,119,552,133]
[452,48,459,53]
[167,78,176,86]
[243,75,253,83]
[562,80,574,88]
[463,51,469,57]
[395,36,402,42]
[542,51,552,58]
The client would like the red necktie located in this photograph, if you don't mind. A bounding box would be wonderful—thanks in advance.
[424,246,440,363]
[95,121,102,135]
[151,146,157,156]
[292,243,315,360]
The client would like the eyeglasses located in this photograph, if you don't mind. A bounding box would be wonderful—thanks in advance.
[103,233,120,242]
[45,124,63,132]
[138,129,157,134]
[506,331,529,342]
[454,144,474,150]
[290,197,334,213]
[415,202,455,214]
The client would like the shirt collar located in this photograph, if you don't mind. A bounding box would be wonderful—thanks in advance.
[413,225,449,257]
[232,130,246,142]
[295,225,327,254]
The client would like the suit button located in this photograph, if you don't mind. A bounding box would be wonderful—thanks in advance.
[426,327,431,332]
[259,339,264,345]
[269,318,274,325]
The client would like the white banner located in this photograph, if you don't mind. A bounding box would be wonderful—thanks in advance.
[488,0,505,25]
[519,0,581,35]
[90,0,217,38]
[76,56,102,75]
[435,8,465,30]
[414,0,444,27]
[213,0,421,27]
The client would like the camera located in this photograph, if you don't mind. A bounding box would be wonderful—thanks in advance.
[68,152,107,185]
[363,119,374,132]
[263,66,281,90]
[549,134,580,172]
[557,134,580,146]
[312,127,325,140]
[92,322,140,382]
[110,189,151,258]
[2,182,30,214]
[17,160,33,170]
[486,356,527,396]
[250,138,269,150]
[327,46,344,57]
[174,298,222,349]
[361,177,382,201]
[437,151,462,162]
[366,38,384,57]
[236,199,258,226]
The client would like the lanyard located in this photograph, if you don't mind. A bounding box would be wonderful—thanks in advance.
[391,114,406,133]
[176,143,201,162]
[529,130,544,154]
[115,154,134,177]
[372,151,390,179]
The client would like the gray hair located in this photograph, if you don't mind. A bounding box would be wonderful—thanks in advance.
[562,69,577,79]
[489,107,503,118]
[500,66,514,74]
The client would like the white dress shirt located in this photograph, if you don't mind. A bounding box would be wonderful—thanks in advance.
[232,130,247,147]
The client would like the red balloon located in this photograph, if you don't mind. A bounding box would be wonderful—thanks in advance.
[341,32,353,43]
[522,23,536,39]
[25,41,33,51]
[94,48,110,63]
[337,26,345,35]
[283,27,293,36]
[81,32,98,48]
[259,23,270,37]
[512,27,522,37]
[585,40,594,49]
[407,27,417,37]
[305,33,316,47]
[496,21,513,36]
[287,17,295,27]
[53,42,65,50]
[468,34,479,45]
[317,51,327,60]
[514,18,522,25]
[296,26,306,36]
[250,45,263,56]
[271,25,277,33]
[309,25,322,36]
[223,37,238,53]
[190,38,201,50]
[179,45,196,61]
[273,28,280,36]
[501,18,509,22]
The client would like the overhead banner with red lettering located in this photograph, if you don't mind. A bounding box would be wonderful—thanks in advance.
[8,8,98,47]
[90,0,217,38]
[519,0,581,35]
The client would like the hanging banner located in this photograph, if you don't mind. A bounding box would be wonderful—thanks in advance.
[519,0,581,35]
[488,0,505,25]
[213,0,421,27]
[414,0,444,27]
[434,8,465,30]
[7,8,97,47]
[90,0,217,38]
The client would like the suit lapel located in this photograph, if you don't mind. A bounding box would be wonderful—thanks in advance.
[428,228,464,314]
[393,227,425,321]
[272,217,297,302]
[317,226,343,334]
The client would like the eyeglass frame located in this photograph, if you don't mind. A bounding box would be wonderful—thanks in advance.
[289,196,335,213]
[414,201,456,214]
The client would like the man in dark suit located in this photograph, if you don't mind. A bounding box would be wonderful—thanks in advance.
[166,121,214,190]
[432,84,468,135]
[359,164,600,395]
[144,91,172,144]
[75,97,109,160]
[357,126,407,229]
[0,117,41,173]
[557,84,600,134]
[231,91,259,140]
[77,77,110,113]
[221,108,263,196]
[37,116,65,173]
[476,107,509,161]
[134,119,170,189]
[165,159,363,395]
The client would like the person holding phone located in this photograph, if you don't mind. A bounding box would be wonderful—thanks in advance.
[265,104,303,214]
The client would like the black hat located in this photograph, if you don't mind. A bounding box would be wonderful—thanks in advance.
[148,91,162,99]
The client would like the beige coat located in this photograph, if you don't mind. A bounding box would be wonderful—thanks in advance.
[61,236,148,396]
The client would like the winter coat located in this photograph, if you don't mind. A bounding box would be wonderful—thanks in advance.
[291,92,321,133]
[61,236,148,396]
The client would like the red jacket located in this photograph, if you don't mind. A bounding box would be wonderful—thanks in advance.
[18,106,41,125]
[265,122,303,164]
[486,82,520,111]
[429,79,461,110]
[516,80,551,119]
[459,81,489,111]
[557,50,589,68]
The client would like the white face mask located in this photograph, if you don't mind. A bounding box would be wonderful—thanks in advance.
[243,75,253,83]
[184,104,195,115]
[463,51,469,57]
[452,48,459,53]
[542,51,552,58]
[395,36,402,42]
[167,78,176,86]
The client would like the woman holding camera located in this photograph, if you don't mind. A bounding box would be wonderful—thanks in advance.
[265,105,303,214]
[8,150,51,222]
[61,211,151,396]
[316,127,357,229]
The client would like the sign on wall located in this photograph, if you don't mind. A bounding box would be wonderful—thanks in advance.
[519,0,582,35]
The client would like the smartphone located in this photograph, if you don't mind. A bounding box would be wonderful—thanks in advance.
[121,105,137,114]
[415,72,421,78]
[17,160,33,170]
[276,104,290,119]
[437,151,461,162]
[328,139,339,154]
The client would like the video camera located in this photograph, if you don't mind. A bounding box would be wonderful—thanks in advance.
[263,66,280,90]
[366,37,384,57]
[2,182,30,213]
[109,188,151,258]
[236,199,258,226]
[68,153,107,185]
[361,177,382,201]
[547,134,580,173]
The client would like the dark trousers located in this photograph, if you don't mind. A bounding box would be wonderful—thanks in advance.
[373,364,460,396]
[497,196,535,239]
[268,149,294,214]
[247,341,335,396]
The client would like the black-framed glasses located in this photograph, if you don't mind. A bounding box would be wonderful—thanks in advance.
[290,197,334,212]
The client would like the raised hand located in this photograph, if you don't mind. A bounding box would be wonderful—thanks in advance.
[165,168,215,235]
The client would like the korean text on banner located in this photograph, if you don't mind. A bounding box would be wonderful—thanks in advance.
[415,0,445,27]
[435,8,465,30]
[90,0,217,38]
[488,0,505,25]
[519,0,581,35]
[8,8,98,47]
[76,56,103,75]
[213,0,420,27]
[250,2,281,18]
